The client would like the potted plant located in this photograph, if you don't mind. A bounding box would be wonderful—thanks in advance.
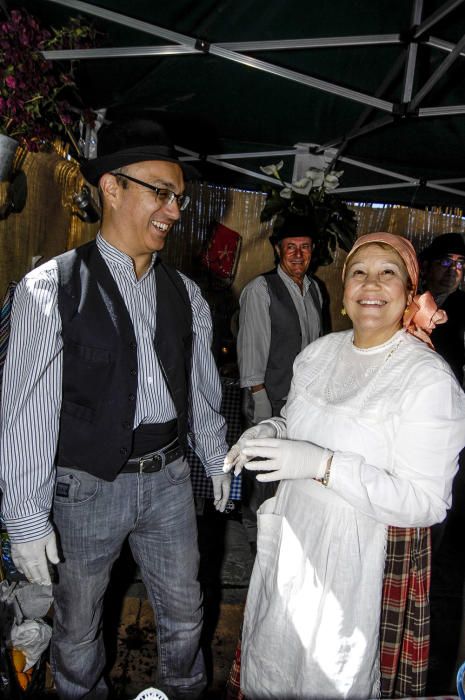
[260,158,357,266]
[0,7,95,180]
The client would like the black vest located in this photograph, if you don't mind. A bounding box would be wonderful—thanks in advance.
[431,288,465,385]
[263,269,321,406]
[55,240,192,480]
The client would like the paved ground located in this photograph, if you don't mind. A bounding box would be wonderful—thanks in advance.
[105,504,252,699]
[33,493,465,699]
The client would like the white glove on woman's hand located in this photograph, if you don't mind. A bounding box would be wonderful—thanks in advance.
[211,473,232,512]
[11,532,60,586]
[243,438,332,483]
[223,422,278,476]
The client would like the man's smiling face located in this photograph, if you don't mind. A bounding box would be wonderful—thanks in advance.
[109,160,185,257]
[277,236,313,285]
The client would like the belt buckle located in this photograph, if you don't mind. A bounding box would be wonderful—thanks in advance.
[139,453,162,473]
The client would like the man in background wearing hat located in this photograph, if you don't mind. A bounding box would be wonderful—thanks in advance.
[419,232,465,695]
[236,213,324,548]
[0,119,231,699]
[419,232,465,386]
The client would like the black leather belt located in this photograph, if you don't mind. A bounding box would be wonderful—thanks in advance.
[121,438,183,474]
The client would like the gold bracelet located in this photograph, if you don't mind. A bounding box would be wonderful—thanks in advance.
[318,455,333,487]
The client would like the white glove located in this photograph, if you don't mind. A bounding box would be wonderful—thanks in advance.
[11,532,60,586]
[243,438,332,483]
[223,422,279,476]
[252,388,272,423]
[211,473,232,512]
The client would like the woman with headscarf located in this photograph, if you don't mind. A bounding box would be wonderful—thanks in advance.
[223,233,465,699]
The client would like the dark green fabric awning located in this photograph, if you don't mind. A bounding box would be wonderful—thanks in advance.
[22,0,465,208]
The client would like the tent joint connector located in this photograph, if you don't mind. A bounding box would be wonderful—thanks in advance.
[399,26,429,44]
[393,102,418,119]
[195,38,211,53]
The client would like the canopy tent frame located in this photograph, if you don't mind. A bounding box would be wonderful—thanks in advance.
[40,0,465,205]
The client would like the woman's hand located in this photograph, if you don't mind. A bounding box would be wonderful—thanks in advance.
[243,438,332,482]
[223,422,278,476]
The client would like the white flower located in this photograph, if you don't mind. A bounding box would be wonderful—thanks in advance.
[260,160,284,178]
[279,187,292,199]
[304,168,325,188]
[291,177,312,196]
[323,171,343,191]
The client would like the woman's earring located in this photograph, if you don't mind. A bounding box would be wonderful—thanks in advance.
[341,307,347,316]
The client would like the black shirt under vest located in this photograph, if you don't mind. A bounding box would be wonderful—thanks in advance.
[55,240,192,481]
[431,288,465,385]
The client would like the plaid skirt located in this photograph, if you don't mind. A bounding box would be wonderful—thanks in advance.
[225,525,431,700]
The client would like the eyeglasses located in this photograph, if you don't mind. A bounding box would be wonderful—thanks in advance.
[111,172,190,211]
[435,257,465,272]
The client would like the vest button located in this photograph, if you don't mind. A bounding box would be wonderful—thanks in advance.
[120,447,128,455]
[130,368,137,376]
[128,393,136,401]
[129,341,137,350]
[123,421,131,430]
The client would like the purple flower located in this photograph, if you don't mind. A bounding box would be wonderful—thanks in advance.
[0,7,96,151]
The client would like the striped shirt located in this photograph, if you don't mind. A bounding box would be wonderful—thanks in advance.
[0,234,227,542]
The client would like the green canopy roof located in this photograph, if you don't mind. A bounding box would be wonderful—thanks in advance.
[23,0,465,208]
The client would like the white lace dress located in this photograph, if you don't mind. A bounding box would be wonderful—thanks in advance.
[241,329,465,699]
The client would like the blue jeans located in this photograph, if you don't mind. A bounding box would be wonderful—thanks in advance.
[50,457,206,699]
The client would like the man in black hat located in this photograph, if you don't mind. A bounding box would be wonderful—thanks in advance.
[0,118,231,699]
[419,232,465,694]
[419,232,465,385]
[236,213,324,547]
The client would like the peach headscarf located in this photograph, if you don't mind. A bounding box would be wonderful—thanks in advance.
[343,232,447,348]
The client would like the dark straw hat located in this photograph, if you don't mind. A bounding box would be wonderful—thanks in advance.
[80,118,199,186]
[419,232,465,262]
[269,212,317,245]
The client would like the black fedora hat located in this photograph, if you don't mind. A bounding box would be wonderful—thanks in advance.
[269,212,317,245]
[419,232,465,261]
[80,118,199,186]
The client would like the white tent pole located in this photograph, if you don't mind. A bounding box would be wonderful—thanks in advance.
[429,178,465,184]
[322,53,406,154]
[319,117,395,151]
[413,0,465,38]
[44,0,197,44]
[409,31,465,111]
[337,156,418,183]
[44,0,394,113]
[427,183,465,197]
[175,146,288,187]
[43,37,402,60]
[336,183,418,193]
[41,36,465,63]
[419,105,465,116]
[214,36,401,50]
[427,36,465,57]
[42,46,196,59]
[402,0,423,103]
[206,151,297,160]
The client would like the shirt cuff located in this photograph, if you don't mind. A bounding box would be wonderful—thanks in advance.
[3,511,53,544]
[204,461,226,477]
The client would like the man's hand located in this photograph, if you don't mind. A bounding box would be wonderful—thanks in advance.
[251,387,272,423]
[211,473,232,512]
[223,422,278,476]
[243,438,332,483]
[11,532,60,586]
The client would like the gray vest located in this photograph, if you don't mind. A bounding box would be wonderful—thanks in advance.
[263,270,321,409]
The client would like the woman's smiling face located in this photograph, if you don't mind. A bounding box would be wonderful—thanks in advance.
[343,243,412,348]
